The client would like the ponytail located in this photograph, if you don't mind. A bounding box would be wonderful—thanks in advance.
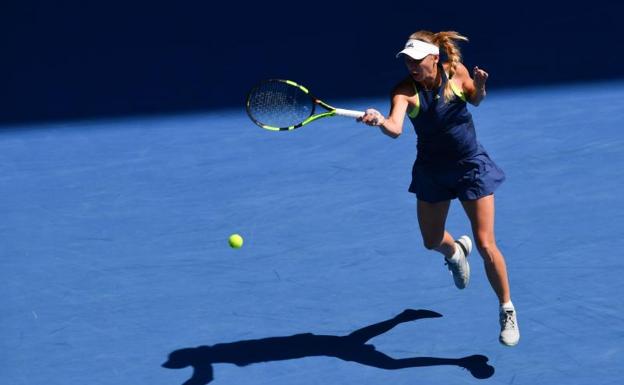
[433,31,468,102]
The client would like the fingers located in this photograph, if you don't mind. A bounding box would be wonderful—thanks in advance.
[473,66,489,89]
[359,108,385,126]
[473,66,489,80]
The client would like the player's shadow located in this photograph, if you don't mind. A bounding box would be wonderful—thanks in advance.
[162,309,495,384]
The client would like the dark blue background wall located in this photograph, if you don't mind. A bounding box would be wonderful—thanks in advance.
[2,0,622,124]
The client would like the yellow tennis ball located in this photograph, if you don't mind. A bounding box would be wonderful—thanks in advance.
[228,234,243,249]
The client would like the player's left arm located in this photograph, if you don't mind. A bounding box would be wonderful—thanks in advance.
[455,62,488,106]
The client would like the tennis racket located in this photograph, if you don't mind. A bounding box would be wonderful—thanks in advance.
[246,79,364,131]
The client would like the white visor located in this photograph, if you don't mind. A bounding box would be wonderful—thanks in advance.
[396,39,439,60]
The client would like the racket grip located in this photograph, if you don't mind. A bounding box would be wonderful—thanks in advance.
[334,108,365,118]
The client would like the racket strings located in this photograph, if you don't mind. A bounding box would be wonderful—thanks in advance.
[247,81,314,128]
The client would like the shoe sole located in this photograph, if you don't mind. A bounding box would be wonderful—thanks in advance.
[499,337,519,347]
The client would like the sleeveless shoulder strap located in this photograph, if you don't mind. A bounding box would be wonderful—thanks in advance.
[444,67,467,102]
[408,81,420,118]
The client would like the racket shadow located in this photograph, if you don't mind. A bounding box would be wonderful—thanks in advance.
[162,309,495,384]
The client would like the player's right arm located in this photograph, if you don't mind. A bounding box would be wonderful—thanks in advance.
[359,80,411,139]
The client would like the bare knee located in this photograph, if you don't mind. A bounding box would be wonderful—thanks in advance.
[475,239,499,261]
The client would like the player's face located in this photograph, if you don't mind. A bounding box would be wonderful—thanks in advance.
[405,55,438,83]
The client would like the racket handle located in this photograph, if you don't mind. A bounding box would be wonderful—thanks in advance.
[334,108,365,118]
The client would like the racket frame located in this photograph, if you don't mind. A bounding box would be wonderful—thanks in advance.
[246,79,363,131]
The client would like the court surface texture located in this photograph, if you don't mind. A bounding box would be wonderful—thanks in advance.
[2,80,623,384]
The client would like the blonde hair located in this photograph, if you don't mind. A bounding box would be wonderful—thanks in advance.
[408,30,468,102]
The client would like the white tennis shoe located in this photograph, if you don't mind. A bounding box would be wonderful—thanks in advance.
[445,235,472,289]
[499,308,520,346]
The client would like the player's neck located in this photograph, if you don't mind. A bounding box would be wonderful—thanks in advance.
[421,67,440,91]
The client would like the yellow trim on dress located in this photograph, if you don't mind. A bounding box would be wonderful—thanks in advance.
[449,79,467,102]
[407,75,466,119]
[408,82,420,118]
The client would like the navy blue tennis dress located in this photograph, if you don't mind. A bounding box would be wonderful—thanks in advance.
[407,64,505,203]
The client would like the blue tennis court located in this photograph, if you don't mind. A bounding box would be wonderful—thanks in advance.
[2,80,623,384]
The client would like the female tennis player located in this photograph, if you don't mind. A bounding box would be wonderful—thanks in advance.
[358,30,519,346]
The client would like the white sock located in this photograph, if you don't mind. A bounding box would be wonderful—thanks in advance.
[500,301,515,312]
[445,243,461,262]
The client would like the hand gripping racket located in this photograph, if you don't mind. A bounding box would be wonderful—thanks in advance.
[246,79,364,131]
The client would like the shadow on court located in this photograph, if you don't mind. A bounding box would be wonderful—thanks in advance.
[162,309,494,384]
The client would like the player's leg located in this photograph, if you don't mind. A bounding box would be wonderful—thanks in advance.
[417,199,471,289]
[416,199,454,256]
[460,194,519,346]
[460,194,509,301]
